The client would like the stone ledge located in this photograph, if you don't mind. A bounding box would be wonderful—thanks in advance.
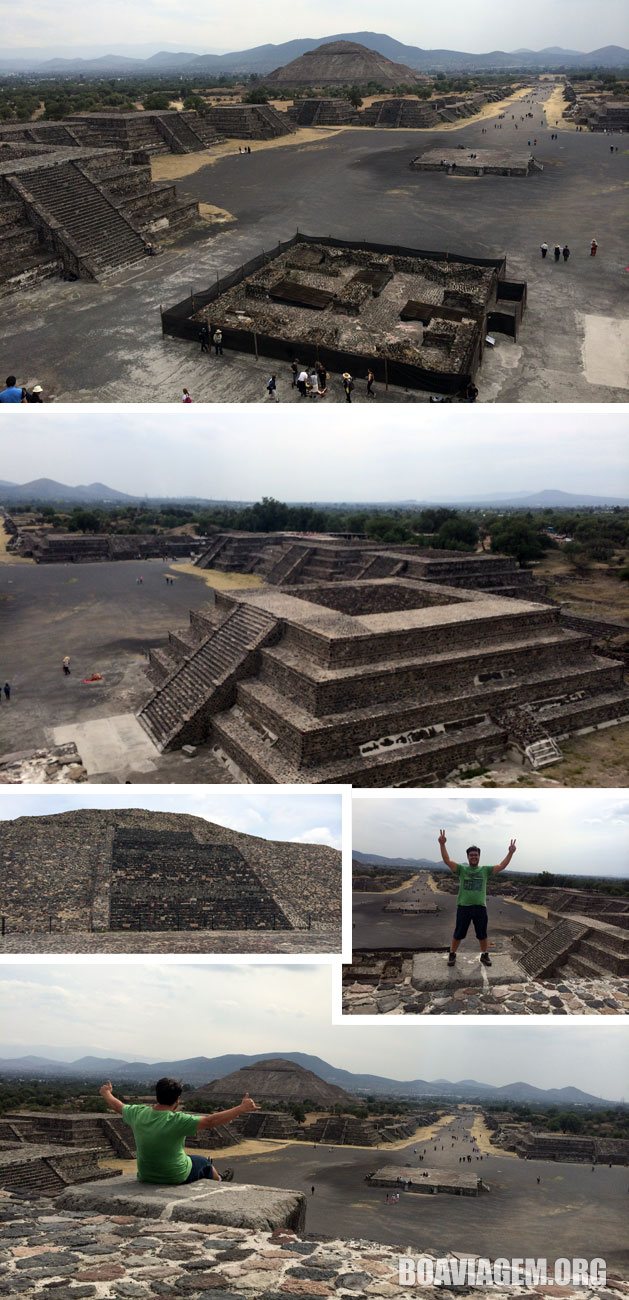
[57,1174,306,1230]
[411,952,525,991]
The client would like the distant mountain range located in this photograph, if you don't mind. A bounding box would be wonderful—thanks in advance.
[1,32,628,73]
[353,851,444,870]
[0,1049,611,1104]
[1,482,626,509]
[0,479,240,506]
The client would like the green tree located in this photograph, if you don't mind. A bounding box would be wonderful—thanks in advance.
[435,517,479,551]
[490,519,546,564]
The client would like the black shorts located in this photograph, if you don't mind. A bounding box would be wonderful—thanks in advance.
[453,904,488,941]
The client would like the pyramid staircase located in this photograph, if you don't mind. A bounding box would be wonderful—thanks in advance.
[138,602,280,751]
[12,159,147,279]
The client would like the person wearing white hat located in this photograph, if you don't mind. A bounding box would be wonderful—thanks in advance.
[27,385,44,403]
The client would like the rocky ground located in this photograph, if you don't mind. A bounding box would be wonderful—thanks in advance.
[343,974,629,1016]
[1,1191,627,1299]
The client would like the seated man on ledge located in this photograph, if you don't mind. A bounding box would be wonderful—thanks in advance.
[438,829,516,968]
[100,1077,259,1185]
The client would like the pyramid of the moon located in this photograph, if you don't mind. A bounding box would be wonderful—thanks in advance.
[0,808,341,934]
[266,40,422,86]
[187,1058,353,1106]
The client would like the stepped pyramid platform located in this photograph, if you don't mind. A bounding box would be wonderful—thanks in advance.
[139,577,629,787]
[0,808,341,942]
[0,1145,119,1197]
[203,103,296,139]
[3,1112,135,1160]
[0,117,205,292]
[288,99,359,126]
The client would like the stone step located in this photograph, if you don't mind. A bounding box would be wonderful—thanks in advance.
[259,629,596,712]
[519,918,590,978]
[138,604,278,750]
[19,160,147,277]
[211,706,505,786]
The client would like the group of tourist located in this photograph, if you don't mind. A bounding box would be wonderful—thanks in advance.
[0,376,44,403]
[539,239,598,260]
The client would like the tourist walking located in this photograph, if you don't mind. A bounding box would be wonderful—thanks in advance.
[290,359,299,388]
[266,374,278,401]
[3,683,10,701]
[554,244,561,262]
[213,328,223,355]
[540,242,548,258]
[366,367,375,398]
[296,369,309,399]
[590,238,598,257]
[316,363,328,394]
[562,245,570,262]
[199,322,210,353]
[62,657,71,677]
[342,372,354,403]
[438,828,517,967]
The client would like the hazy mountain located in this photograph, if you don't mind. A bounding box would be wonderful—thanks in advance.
[0,1049,611,1104]
[4,32,628,74]
[353,850,442,870]
[0,478,135,503]
[464,489,629,508]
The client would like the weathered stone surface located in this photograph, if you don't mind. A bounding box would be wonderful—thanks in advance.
[57,1179,306,1233]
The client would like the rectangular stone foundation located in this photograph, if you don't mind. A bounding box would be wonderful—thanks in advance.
[57,1175,306,1230]
[369,1165,481,1195]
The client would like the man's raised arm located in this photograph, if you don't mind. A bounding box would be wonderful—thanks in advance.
[99,1081,125,1115]
[197,1092,260,1131]
[493,839,517,874]
[438,829,458,873]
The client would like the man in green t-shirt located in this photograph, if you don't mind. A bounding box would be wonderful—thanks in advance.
[438,829,517,968]
[100,1077,259,1185]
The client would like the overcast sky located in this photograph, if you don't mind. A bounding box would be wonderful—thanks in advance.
[3,1,628,55]
[0,788,342,849]
[354,791,629,878]
[5,409,627,503]
[0,964,626,1099]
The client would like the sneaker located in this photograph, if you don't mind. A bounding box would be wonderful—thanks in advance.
[480,953,492,967]
[447,952,456,967]
[221,1168,234,1181]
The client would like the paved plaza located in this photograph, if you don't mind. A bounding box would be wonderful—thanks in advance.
[2,85,628,402]
[179,1111,628,1265]
[353,873,537,949]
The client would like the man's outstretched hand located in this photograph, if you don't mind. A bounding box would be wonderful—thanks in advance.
[240,1093,259,1114]
[508,839,517,855]
[438,829,447,848]
[99,1082,113,1097]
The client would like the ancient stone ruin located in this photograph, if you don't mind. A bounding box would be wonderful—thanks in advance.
[161,234,528,394]
[0,808,341,939]
[137,540,629,786]
[10,528,204,563]
[410,147,542,177]
[0,109,217,293]
[367,1165,484,1194]
[187,1058,352,1109]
